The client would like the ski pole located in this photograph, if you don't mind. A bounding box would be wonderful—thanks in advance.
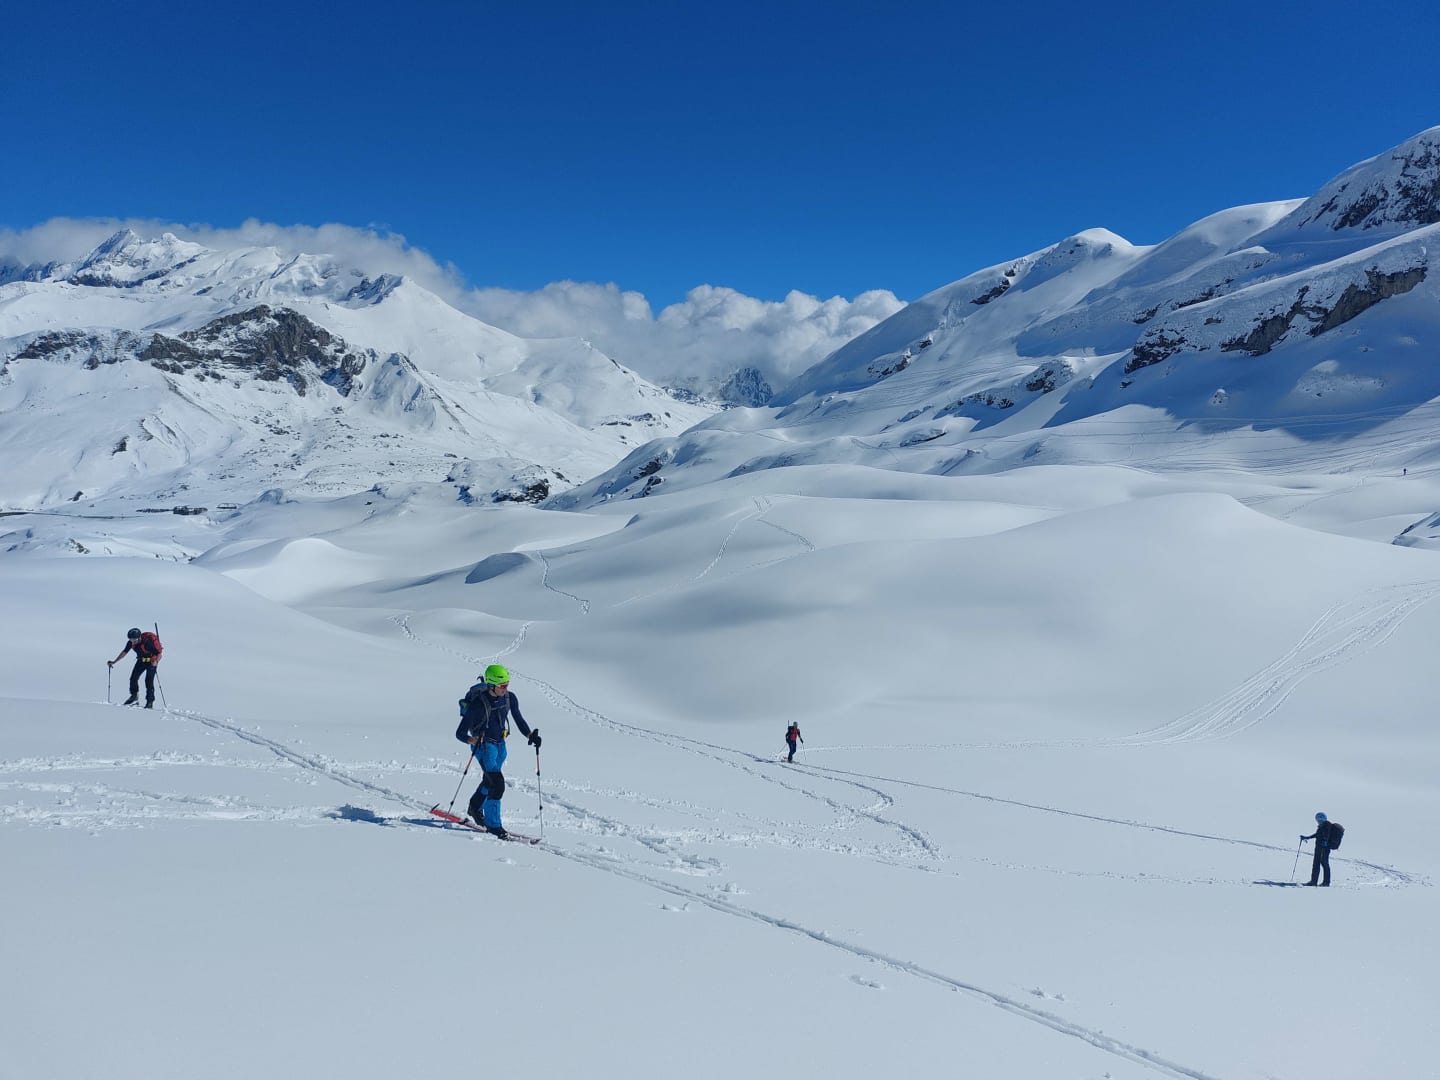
[106,663,112,704]
[535,748,543,838]
[153,622,168,708]
[444,752,474,814]
[1290,839,1304,882]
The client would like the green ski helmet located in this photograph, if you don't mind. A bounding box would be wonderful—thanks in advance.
[484,664,511,685]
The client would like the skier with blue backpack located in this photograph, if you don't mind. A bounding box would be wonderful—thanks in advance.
[455,664,541,839]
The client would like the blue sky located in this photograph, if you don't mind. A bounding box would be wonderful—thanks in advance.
[6,0,1439,307]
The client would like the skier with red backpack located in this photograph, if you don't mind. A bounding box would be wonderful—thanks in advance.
[108,627,163,708]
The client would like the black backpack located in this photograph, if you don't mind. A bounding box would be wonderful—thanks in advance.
[1327,822,1344,850]
[455,684,510,743]
[454,684,487,742]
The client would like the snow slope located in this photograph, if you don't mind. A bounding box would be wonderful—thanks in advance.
[3,465,1439,1080]
[555,128,1440,526]
[0,232,714,509]
[5,128,1440,1080]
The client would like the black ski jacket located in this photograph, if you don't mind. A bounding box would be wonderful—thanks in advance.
[1303,821,1338,850]
[455,685,533,745]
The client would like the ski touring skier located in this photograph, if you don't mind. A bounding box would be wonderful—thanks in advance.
[1299,811,1339,886]
[108,627,162,708]
[454,664,541,839]
[785,722,803,762]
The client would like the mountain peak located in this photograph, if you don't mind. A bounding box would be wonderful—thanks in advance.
[1282,126,1440,237]
[70,229,210,288]
[88,228,143,257]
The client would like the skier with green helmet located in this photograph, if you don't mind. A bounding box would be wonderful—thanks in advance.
[454,664,541,838]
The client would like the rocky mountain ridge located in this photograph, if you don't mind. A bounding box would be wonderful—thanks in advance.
[551,126,1440,511]
[0,233,714,510]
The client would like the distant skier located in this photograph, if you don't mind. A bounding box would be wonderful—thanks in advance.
[108,627,162,708]
[785,722,804,762]
[1299,811,1339,887]
[455,664,541,838]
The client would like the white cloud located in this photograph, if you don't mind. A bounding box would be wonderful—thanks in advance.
[463,281,905,391]
[0,217,466,295]
[1,217,904,393]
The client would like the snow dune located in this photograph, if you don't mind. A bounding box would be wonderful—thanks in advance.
[4,459,1438,1080]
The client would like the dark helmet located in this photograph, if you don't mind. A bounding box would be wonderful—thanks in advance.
[127,628,142,640]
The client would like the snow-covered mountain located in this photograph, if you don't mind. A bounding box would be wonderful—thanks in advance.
[0,230,714,509]
[552,128,1440,519]
[9,133,1440,1080]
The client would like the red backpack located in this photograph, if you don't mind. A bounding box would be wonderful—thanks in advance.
[136,632,163,659]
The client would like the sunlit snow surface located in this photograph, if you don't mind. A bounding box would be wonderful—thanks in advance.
[3,458,1439,1080]
[6,129,1440,1079]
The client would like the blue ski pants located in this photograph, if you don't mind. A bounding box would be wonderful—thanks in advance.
[468,739,509,829]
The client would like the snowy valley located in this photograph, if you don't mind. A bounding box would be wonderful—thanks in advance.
[4,129,1440,1080]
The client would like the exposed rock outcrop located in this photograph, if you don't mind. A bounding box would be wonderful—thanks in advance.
[718,366,774,406]
[143,306,375,395]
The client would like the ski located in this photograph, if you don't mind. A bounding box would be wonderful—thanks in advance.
[428,805,542,844]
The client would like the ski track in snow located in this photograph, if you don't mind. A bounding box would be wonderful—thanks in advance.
[422,498,940,862]
[536,550,590,613]
[790,762,1421,890]
[169,708,438,814]
[553,844,1224,1080]
[363,505,1243,1078]
[10,524,1430,1079]
[810,581,1440,755]
[609,496,789,607]
[2,698,1220,1080]
[1120,581,1440,746]
[392,613,530,669]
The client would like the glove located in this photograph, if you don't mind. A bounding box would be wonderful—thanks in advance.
[527,729,542,750]
[107,660,115,668]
